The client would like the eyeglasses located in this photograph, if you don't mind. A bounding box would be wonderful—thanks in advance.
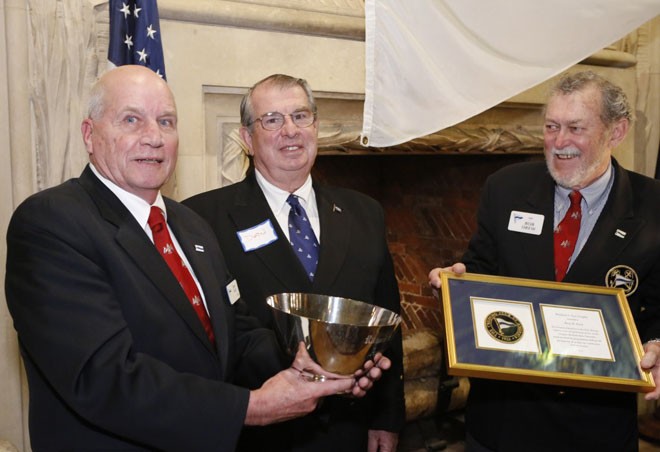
[249,110,316,131]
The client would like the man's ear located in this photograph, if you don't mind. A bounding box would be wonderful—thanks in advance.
[239,126,254,156]
[81,119,94,155]
[608,118,630,149]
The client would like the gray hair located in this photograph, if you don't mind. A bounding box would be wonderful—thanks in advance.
[240,74,317,131]
[547,71,632,125]
[86,78,106,120]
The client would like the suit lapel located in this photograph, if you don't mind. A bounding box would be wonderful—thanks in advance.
[521,173,557,280]
[228,174,312,290]
[79,167,218,355]
[167,203,229,361]
[565,162,642,285]
[312,184,351,290]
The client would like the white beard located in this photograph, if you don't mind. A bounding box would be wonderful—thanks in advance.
[546,146,608,189]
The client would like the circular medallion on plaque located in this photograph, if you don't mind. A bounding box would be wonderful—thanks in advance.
[485,311,524,343]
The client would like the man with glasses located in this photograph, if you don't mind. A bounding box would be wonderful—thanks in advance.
[184,74,405,452]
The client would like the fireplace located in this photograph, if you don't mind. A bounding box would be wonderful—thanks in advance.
[312,153,544,423]
[313,153,543,334]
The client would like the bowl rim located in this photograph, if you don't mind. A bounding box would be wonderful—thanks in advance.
[265,292,402,327]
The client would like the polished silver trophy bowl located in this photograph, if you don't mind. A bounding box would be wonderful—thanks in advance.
[266,293,401,376]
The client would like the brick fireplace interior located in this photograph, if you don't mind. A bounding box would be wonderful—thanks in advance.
[313,153,543,334]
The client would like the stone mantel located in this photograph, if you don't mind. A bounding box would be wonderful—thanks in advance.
[157,0,366,40]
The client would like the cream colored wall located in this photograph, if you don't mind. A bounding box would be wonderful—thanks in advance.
[0,1,658,449]
[162,18,365,200]
[2,0,32,449]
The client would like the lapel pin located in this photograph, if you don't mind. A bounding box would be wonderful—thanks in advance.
[333,204,342,213]
[195,244,205,252]
[614,229,626,239]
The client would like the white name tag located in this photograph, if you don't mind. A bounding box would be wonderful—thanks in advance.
[236,219,278,252]
[226,279,241,305]
[507,211,544,235]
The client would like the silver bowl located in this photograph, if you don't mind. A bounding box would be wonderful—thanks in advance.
[266,293,401,375]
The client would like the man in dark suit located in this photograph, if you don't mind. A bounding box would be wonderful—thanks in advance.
[429,71,660,451]
[5,65,386,451]
[183,74,405,451]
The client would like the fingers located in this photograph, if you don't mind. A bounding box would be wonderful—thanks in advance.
[368,430,398,452]
[374,354,392,371]
[292,342,391,400]
[246,363,358,425]
[354,354,390,380]
[641,342,660,369]
[644,371,660,401]
[351,375,372,397]
[644,387,660,401]
[253,340,397,424]
[428,268,443,288]
[294,343,356,381]
[640,351,658,370]
[641,344,660,400]
[349,355,389,398]
[428,263,466,288]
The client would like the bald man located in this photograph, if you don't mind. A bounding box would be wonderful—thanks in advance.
[5,65,386,451]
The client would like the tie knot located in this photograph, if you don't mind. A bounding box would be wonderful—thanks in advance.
[569,190,582,207]
[148,206,165,231]
[287,194,302,214]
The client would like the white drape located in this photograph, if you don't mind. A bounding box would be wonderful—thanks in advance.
[362,0,660,148]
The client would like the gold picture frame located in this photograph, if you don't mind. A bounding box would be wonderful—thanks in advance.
[441,272,654,392]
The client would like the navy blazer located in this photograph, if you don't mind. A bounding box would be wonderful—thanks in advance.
[462,159,660,451]
[184,170,406,451]
[5,166,283,451]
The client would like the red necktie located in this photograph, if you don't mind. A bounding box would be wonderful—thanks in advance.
[554,190,582,281]
[148,206,215,345]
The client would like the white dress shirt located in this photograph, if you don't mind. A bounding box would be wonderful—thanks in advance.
[254,169,321,243]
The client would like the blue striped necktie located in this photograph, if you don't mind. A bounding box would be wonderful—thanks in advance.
[286,195,320,280]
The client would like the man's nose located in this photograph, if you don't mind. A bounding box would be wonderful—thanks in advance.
[280,115,299,137]
[554,128,570,149]
[142,121,164,146]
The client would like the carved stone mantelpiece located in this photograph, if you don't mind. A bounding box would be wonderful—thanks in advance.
[158,0,366,40]
[17,0,653,198]
[123,1,651,198]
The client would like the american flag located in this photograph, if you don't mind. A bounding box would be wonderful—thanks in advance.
[108,0,166,80]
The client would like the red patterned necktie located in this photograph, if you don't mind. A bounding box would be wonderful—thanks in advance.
[554,190,582,281]
[148,206,215,345]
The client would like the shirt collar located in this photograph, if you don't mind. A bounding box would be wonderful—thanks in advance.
[255,169,314,214]
[89,163,166,231]
[555,161,613,210]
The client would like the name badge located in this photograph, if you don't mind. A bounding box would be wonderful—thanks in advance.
[237,219,278,252]
[226,279,241,305]
[507,211,544,235]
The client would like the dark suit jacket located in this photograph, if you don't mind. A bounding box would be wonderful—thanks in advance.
[461,159,660,452]
[5,165,284,451]
[184,170,406,451]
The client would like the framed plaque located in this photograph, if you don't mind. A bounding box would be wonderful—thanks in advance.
[441,272,654,392]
